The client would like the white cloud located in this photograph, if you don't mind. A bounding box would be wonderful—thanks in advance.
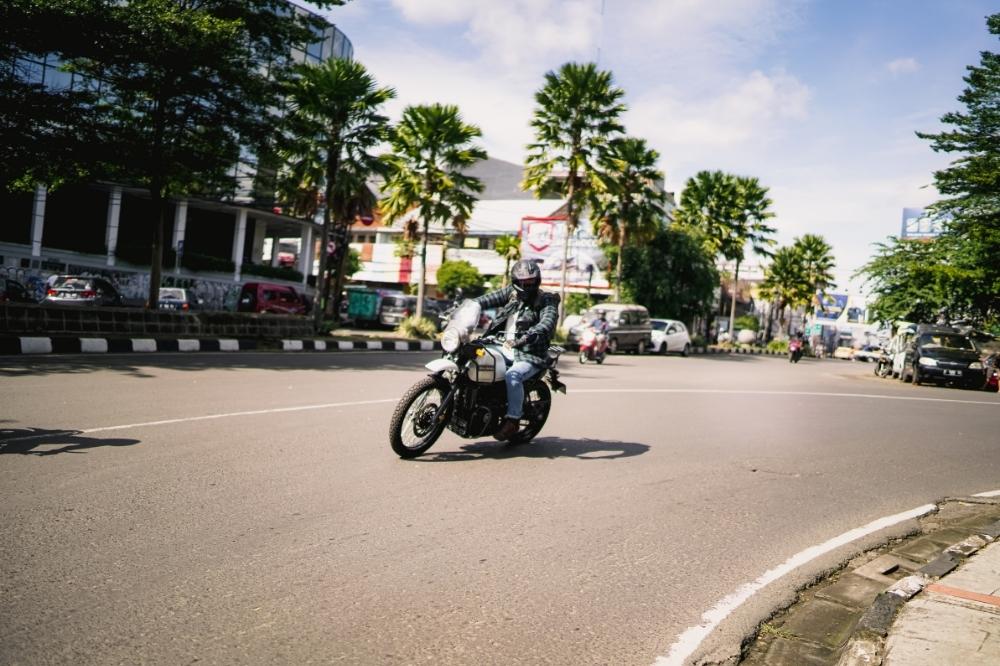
[886,57,919,75]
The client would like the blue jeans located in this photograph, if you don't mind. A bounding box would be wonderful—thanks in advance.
[505,361,540,419]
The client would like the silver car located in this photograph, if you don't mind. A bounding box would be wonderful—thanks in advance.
[43,276,123,307]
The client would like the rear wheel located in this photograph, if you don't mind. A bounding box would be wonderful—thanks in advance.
[508,381,551,445]
[389,376,451,458]
[681,343,690,357]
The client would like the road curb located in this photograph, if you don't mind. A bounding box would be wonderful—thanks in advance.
[0,335,442,355]
[741,497,1000,666]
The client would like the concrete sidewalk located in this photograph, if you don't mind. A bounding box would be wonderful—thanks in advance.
[742,497,1000,666]
[882,538,1000,665]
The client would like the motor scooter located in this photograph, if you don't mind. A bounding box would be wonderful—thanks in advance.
[578,327,607,364]
[788,338,804,364]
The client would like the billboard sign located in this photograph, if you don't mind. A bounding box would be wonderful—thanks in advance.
[901,208,944,239]
[815,292,848,320]
[519,216,610,291]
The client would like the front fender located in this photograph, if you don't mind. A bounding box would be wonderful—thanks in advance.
[425,358,459,375]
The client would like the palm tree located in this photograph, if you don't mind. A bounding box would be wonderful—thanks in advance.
[590,137,665,301]
[794,233,837,316]
[523,62,626,323]
[675,171,776,340]
[279,58,394,332]
[759,245,809,339]
[494,234,521,286]
[381,103,486,320]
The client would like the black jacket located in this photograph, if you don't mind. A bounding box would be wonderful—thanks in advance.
[475,285,559,366]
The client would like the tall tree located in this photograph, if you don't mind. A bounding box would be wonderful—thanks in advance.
[590,137,666,301]
[494,234,521,286]
[675,171,776,339]
[794,233,837,316]
[759,245,810,339]
[620,226,718,327]
[279,58,394,332]
[523,62,626,323]
[381,104,486,320]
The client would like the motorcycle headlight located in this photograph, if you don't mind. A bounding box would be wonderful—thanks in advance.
[441,328,462,353]
[918,357,938,367]
[968,361,983,370]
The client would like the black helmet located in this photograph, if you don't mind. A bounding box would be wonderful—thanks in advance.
[511,260,541,299]
[597,311,606,320]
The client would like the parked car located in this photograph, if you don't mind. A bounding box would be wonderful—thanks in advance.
[852,344,881,363]
[0,277,35,303]
[567,303,652,354]
[650,318,691,356]
[378,294,444,329]
[43,275,123,306]
[899,325,986,388]
[888,325,917,378]
[157,287,201,312]
[236,282,308,315]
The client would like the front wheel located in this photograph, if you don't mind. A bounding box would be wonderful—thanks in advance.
[608,338,619,354]
[579,351,588,364]
[389,376,451,458]
[681,343,690,357]
[508,381,551,445]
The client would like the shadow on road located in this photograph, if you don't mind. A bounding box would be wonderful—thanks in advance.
[0,427,141,455]
[414,436,650,462]
[0,353,440,378]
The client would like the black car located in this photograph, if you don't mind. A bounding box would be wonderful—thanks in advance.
[901,326,986,388]
[0,277,35,303]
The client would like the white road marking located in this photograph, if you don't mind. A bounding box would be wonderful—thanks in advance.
[0,398,397,445]
[575,388,1000,407]
[654,503,938,666]
[974,489,1000,497]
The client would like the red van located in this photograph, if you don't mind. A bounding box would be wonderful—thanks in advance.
[236,282,309,315]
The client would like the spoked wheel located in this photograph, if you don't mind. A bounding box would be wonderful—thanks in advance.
[389,376,451,458]
[508,381,551,445]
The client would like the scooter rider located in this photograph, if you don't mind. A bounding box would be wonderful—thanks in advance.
[475,260,559,441]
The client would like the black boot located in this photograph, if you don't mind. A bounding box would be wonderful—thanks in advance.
[494,417,519,441]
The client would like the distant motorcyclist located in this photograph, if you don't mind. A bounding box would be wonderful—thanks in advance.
[474,260,559,441]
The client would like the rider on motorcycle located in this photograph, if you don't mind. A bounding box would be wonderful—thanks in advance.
[589,310,609,352]
[474,260,559,441]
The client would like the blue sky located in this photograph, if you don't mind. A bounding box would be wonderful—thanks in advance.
[312,0,996,291]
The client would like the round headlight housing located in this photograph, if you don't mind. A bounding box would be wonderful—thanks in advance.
[918,357,938,367]
[441,328,462,353]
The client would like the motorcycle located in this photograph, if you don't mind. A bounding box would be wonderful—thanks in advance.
[874,348,893,378]
[389,300,566,459]
[577,327,607,364]
[788,338,804,363]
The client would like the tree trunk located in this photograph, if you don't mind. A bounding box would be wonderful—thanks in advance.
[313,200,332,333]
[764,299,775,344]
[147,184,165,309]
[330,225,351,322]
[614,224,626,302]
[416,218,429,320]
[728,259,740,342]
[558,168,577,326]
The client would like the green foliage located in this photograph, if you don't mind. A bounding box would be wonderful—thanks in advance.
[523,62,626,312]
[690,334,706,348]
[396,315,439,340]
[796,234,837,313]
[381,103,486,318]
[620,226,719,324]
[767,339,790,353]
[436,260,485,298]
[589,136,666,300]
[734,314,759,332]
[241,263,304,283]
[564,293,595,316]
[494,234,521,285]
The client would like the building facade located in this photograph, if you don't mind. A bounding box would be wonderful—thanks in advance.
[0,3,352,308]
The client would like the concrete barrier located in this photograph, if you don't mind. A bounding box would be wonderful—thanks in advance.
[0,303,313,339]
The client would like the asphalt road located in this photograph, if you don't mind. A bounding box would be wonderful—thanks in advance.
[2,351,998,665]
